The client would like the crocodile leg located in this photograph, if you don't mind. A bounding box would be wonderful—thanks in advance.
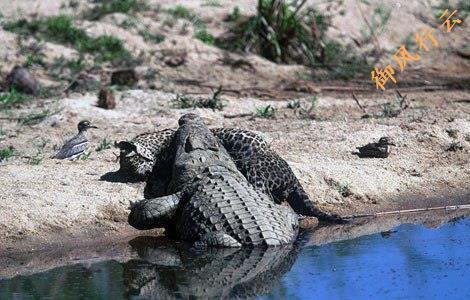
[194,232,242,248]
[128,193,181,230]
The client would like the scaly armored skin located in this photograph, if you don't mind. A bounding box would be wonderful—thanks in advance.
[118,127,344,222]
[128,113,298,247]
[123,239,300,299]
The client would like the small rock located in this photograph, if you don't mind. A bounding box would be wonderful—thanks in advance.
[111,69,138,86]
[299,216,319,229]
[97,88,116,109]
[446,128,458,138]
[409,169,422,177]
[65,73,101,93]
[6,66,41,95]
[446,141,463,152]
[164,55,186,67]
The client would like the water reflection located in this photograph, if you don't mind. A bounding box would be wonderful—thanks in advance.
[1,212,469,299]
[123,238,300,299]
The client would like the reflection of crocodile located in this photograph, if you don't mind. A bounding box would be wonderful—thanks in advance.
[128,113,298,247]
[123,237,300,299]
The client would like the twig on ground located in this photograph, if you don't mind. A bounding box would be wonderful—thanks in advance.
[352,93,367,113]
[223,112,254,119]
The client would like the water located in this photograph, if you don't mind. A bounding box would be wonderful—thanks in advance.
[1,217,469,299]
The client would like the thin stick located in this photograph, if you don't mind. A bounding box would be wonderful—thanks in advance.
[352,93,367,113]
[223,113,254,119]
[343,204,470,219]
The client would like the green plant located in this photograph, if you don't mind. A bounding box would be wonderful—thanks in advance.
[29,153,43,165]
[256,105,276,118]
[287,99,301,109]
[221,0,330,65]
[0,88,29,110]
[0,146,15,161]
[167,5,193,19]
[172,94,198,109]
[20,109,56,125]
[96,138,112,151]
[138,29,165,43]
[195,28,216,45]
[4,15,133,65]
[171,87,225,110]
[326,178,353,197]
[203,0,222,7]
[381,103,398,118]
[200,86,225,110]
[166,5,214,45]
[80,151,92,160]
[50,56,86,80]
[287,96,318,119]
[226,6,241,22]
[84,0,149,20]
[360,4,391,43]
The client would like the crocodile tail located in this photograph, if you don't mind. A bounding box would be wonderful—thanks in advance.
[288,184,347,223]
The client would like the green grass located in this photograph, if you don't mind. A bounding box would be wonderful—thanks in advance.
[220,0,330,64]
[50,56,86,80]
[20,109,56,125]
[80,151,92,160]
[84,0,149,20]
[138,29,165,43]
[166,5,215,45]
[0,146,15,162]
[172,94,198,109]
[4,15,133,64]
[287,99,301,109]
[171,87,225,110]
[195,28,216,45]
[360,4,391,43]
[167,5,193,19]
[96,138,112,152]
[0,89,30,110]
[225,6,241,22]
[255,105,276,118]
[203,0,222,7]
[218,0,369,79]
[287,96,318,119]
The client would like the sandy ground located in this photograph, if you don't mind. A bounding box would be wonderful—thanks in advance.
[0,0,469,253]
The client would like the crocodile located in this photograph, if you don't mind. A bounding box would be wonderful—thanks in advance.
[123,238,300,299]
[118,126,343,222]
[128,113,299,247]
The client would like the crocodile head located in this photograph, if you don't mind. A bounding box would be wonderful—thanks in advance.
[170,114,236,190]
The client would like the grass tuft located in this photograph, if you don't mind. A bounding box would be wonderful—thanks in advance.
[0,146,16,162]
[20,109,57,125]
[96,138,112,152]
[4,15,133,64]
[166,5,215,45]
[255,105,276,118]
[0,89,30,110]
[171,87,225,110]
[84,0,149,20]
[219,0,370,79]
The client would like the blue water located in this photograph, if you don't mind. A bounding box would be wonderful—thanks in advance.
[1,217,469,299]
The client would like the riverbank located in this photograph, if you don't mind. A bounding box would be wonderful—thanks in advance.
[1,89,469,253]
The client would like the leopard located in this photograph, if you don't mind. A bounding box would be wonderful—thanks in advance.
[116,127,343,222]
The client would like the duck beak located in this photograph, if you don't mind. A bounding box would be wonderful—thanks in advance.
[88,125,98,129]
